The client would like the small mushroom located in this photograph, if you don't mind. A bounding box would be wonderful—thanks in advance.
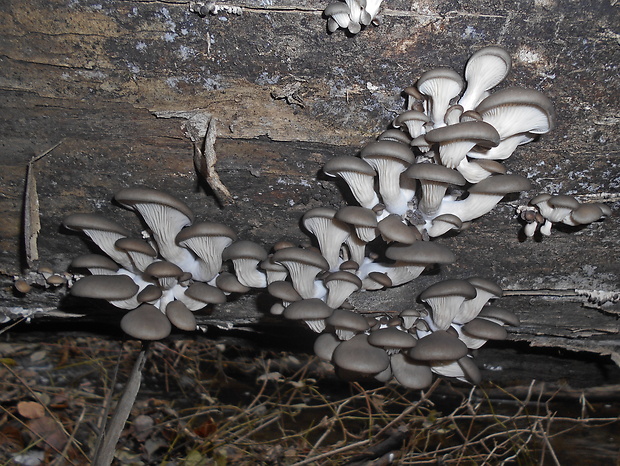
[165,300,197,331]
[416,68,464,128]
[272,247,329,299]
[390,353,434,389]
[70,274,140,310]
[326,308,369,340]
[332,333,390,376]
[419,279,477,330]
[323,156,379,209]
[283,298,333,333]
[302,207,350,271]
[404,163,466,216]
[323,271,362,309]
[222,240,268,288]
[121,304,172,340]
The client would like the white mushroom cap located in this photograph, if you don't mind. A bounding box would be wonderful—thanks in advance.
[476,88,556,139]
[360,141,416,215]
[404,163,466,216]
[458,46,512,111]
[424,121,500,169]
[323,270,362,309]
[420,279,477,330]
[272,247,330,299]
[63,213,133,270]
[302,207,350,271]
[416,68,464,128]
[175,222,237,282]
[323,156,379,209]
[222,240,268,289]
[114,187,197,271]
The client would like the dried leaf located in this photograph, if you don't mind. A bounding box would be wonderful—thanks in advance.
[28,416,67,451]
[17,401,45,420]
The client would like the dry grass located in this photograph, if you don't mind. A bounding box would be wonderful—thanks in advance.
[1,335,619,465]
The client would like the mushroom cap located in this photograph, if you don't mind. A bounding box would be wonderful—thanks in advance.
[283,298,333,321]
[416,67,464,97]
[478,306,520,326]
[385,241,456,264]
[393,110,430,127]
[332,333,390,374]
[378,215,421,244]
[420,279,477,301]
[215,272,251,293]
[323,270,363,289]
[366,271,393,288]
[222,240,268,262]
[70,254,120,273]
[114,187,195,223]
[144,261,184,279]
[115,238,157,257]
[165,300,197,331]
[368,326,417,349]
[424,121,500,148]
[409,330,469,361]
[62,213,131,237]
[360,140,416,165]
[405,163,467,186]
[314,332,342,361]
[323,155,376,177]
[267,280,302,302]
[570,203,605,224]
[137,284,163,303]
[335,206,378,228]
[272,246,330,271]
[70,274,139,300]
[176,221,237,244]
[548,194,580,210]
[467,277,503,297]
[462,317,508,340]
[184,282,227,304]
[468,174,532,194]
[390,353,434,389]
[326,308,370,332]
[476,87,556,135]
[457,355,482,384]
[120,304,172,340]
[377,129,413,145]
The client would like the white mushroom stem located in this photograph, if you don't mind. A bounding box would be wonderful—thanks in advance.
[344,234,368,266]
[434,193,506,222]
[303,217,350,271]
[540,219,553,236]
[425,296,469,330]
[524,221,539,237]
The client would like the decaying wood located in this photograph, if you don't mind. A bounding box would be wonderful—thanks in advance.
[0,0,618,382]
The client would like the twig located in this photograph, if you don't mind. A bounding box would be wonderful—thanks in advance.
[23,140,64,268]
[93,343,150,466]
[193,116,234,206]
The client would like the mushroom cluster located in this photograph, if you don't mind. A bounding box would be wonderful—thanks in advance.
[323,0,382,34]
[517,193,610,238]
[63,187,260,340]
[261,46,553,386]
[311,277,519,387]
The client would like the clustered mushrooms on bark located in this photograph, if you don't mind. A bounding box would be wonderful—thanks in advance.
[63,187,259,340]
[61,46,611,388]
[263,46,558,388]
[517,193,610,238]
[323,0,383,34]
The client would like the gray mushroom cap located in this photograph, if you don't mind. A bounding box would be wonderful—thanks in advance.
[462,317,508,340]
[420,279,477,301]
[184,282,227,304]
[120,304,172,340]
[424,121,500,147]
[390,353,434,389]
[457,356,482,385]
[283,298,333,321]
[478,306,520,327]
[267,280,303,302]
[222,240,268,262]
[378,215,420,244]
[476,87,556,137]
[313,332,342,361]
[216,272,251,294]
[360,140,416,165]
[467,277,503,297]
[272,246,330,271]
[368,327,417,350]
[70,254,120,275]
[405,163,467,186]
[332,333,390,375]
[409,330,469,361]
[115,187,195,222]
[137,284,163,303]
[326,308,369,339]
[165,300,197,331]
[70,274,139,301]
[385,241,456,265]
[322,156,379,209]
[569,203,605,225]
[63,213,131,237]
[377,129,413,145]
[468,174,532,195]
